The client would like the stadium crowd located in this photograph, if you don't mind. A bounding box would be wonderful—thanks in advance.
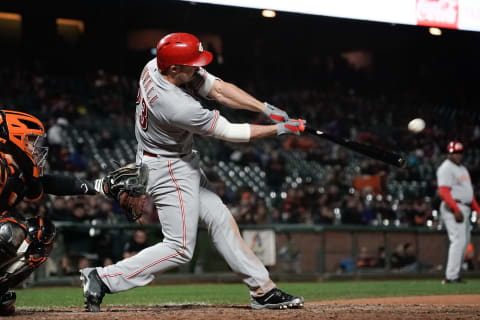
[1,54,479,272]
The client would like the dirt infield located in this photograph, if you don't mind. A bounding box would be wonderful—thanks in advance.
[12,295,480,319]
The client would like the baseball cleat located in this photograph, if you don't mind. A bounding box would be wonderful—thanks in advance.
[251,288,304,310]
[80,268,109,312]
[0,291,16,316]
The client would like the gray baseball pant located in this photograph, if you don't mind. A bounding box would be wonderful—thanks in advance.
[440,202,472,280]
[96,152,274,296]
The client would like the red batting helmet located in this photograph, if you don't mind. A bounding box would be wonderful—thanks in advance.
[447,141,464,154]
[156,33,213,72]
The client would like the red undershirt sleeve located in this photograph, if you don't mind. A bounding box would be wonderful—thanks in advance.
[438,186,461,213]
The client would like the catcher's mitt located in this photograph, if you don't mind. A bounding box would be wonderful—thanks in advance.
[100,163,153,223]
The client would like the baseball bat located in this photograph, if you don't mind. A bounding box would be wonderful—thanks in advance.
[305,127,406,168]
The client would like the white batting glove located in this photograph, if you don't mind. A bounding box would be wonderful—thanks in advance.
[263,102,289,123]
[277,119,306,136]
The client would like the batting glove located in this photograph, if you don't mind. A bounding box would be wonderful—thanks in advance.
[277,119,306,136]
[263,102,289,123]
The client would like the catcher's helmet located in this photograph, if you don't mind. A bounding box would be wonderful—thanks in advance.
[156,33,212,72]
[0,110,48,169]
[447,141,464,154]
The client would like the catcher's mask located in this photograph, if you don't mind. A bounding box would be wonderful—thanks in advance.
[0,110,48,173]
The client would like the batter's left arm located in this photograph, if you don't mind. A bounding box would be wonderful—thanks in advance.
[208,79,289,123]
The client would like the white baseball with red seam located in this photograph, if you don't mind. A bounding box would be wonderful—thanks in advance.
[408,118,425,133]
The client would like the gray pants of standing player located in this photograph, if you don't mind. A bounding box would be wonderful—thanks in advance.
[96,152,274,296]
[440,202,472,280]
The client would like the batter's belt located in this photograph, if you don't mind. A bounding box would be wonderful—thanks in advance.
[454,199,471,206]
[143,150,192,159]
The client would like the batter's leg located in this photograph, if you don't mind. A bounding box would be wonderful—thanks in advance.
[441,203,467,280]
[199,187,275,296]
[97,157,201,293]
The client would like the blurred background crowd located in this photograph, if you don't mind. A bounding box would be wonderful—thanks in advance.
[1,1,479,274]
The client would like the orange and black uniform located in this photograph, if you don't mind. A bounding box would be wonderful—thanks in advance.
[0,109,102,315]
[0,152,97,294]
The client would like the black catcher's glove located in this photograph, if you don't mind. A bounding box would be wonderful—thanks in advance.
[98,163,153,223]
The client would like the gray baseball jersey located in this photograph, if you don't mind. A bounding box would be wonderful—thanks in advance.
[134,59,219,157]
[437,159,473,204]
[437,158,473,281]
[96,59,275,296]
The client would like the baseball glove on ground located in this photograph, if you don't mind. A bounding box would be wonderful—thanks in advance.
[100,163,153,223]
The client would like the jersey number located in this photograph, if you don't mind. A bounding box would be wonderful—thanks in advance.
[139,98,148,131]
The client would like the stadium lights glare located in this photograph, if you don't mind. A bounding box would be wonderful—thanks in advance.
[262,9,276,18]
[56,18,85,33]
[0,12,21,21]
[183,0,480,32]
[428,27,442,36]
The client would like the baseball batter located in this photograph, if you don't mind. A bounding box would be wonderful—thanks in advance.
[437,141,480,283]
[81,33,304,311]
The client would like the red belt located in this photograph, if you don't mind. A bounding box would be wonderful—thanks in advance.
[143,151,158,157]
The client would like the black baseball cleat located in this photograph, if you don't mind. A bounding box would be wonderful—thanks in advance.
[251,288,304,310]
[0,291,16,316]
[442,278,466,284]
[80,268,110,312]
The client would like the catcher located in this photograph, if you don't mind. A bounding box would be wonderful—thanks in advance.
[0,109,150,315]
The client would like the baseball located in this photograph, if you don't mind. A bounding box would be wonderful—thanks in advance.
[408,118,425,133]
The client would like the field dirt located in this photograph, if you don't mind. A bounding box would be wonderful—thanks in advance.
[12,295,480,319]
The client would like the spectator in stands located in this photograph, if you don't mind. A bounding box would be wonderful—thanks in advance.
[69,140,89,172]
[341,194,366,225]
[252,200,269,224]
[47,117,69,170]
[390,242,417,271]
[47,117,69,146]
[375,246,386,268]
[232,190,257,224]
[62,203,93,274]
[123,230,149,259]
[214,180,233,206]
[97,128,115,149]
[356,247,377,269]
[50,197,72,221]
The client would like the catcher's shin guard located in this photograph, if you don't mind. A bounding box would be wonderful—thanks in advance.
[0,291,15,316]
[0,215,55,292]
[0,216,28,270]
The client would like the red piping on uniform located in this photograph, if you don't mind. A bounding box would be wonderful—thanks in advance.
[125,160,186,279]
[100,273,123,278]
[206,110,219,135]
[149,95,158,104]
